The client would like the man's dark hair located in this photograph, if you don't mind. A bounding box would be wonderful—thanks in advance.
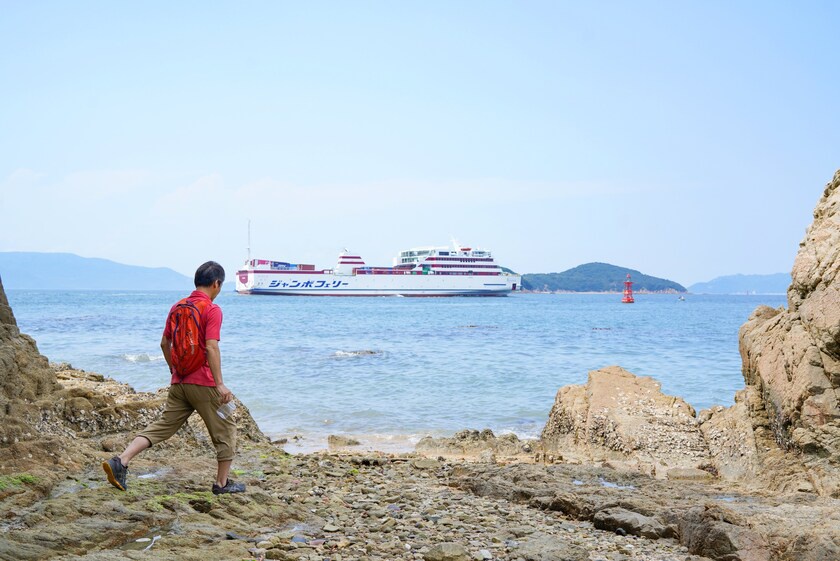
[194,261,226,288]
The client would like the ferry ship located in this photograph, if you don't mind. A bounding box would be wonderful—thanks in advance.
[235,244,521,296]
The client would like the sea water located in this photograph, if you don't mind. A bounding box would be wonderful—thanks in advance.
[6,290,786,452]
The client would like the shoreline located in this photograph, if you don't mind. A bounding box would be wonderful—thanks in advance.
[268,428,544,456]
[273,431,425,455]
[3,365,838,561]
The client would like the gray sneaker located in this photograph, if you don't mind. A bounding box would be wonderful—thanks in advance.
[102,456,128,491]
[212,479,246,495]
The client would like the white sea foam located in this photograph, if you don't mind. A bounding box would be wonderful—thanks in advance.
[332,350,383,358]
[270,431,423,455]
[121,353,165,363]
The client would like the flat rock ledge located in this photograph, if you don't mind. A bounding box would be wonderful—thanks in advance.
[448,462,840,561]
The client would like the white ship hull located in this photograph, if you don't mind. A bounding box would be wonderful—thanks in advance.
[235,244,520,297]
[236,271,519,296]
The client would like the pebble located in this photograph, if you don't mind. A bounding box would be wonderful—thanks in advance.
[413,458,442,470]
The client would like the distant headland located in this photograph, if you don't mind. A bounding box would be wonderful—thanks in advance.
[0,252,192,290]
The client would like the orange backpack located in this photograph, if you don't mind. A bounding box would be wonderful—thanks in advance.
[167,297,211,378]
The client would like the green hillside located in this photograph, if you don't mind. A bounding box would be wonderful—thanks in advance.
[522,262,686,293]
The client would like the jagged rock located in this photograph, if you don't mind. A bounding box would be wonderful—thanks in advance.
[0,276,66,473]
[699,391,763,481]
[416,428,535,460]
[540,365,711,476]
[738,169,840,496]
[0,275,58,401]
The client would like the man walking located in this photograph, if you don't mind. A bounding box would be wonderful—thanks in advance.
[102,261,245,494]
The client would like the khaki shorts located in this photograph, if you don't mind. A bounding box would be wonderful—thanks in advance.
[137,383,236,461]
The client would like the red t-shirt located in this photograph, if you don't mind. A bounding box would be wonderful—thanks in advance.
[163,290,222,386]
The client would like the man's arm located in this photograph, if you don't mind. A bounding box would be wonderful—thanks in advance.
[206,339,232,403]
[160,335,173,373]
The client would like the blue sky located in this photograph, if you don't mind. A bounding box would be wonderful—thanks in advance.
[1,2,838,286]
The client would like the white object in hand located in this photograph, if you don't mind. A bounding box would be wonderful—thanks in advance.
[217,401,237,419]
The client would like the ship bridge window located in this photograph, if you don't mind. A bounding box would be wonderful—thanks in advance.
[439,251,449,256]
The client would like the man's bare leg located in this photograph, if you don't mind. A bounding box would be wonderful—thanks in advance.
[216,459,232,487]
[119,436,151,466]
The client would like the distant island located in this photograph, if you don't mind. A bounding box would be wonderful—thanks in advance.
[522,262,686,293]
[688,273,790,295]
[0,252,192,290]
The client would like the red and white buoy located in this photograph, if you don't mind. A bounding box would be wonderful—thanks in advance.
[622,273,635,303]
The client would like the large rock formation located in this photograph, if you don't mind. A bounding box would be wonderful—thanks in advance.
[0,275,58,401]
[540,366,712,478]
[0,274,66,466]
[736,170,840,495]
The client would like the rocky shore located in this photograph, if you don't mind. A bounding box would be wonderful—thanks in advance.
[1,170,839,561]
[0,365,710,561]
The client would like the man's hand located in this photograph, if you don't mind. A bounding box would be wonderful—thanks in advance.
[216,383,233,404]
